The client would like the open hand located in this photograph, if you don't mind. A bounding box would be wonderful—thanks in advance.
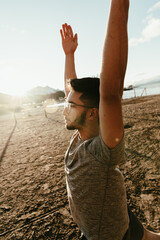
[60,23,78,55]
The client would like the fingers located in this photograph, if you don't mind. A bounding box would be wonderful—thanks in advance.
[60,23,75,40]
[68,25,73,38]
[60,29,64,40]
[74,33,78,43]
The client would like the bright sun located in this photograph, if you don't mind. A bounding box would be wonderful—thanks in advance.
[1,83,28,97]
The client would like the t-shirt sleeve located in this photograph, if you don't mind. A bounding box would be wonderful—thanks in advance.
[86,135,125,166]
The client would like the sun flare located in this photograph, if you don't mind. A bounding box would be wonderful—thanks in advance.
[1,83,28,97]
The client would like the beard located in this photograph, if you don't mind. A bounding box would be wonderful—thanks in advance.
[66,110,87,130]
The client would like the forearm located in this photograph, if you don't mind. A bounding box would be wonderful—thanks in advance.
[64,53,77,96]
[100,0,129,98]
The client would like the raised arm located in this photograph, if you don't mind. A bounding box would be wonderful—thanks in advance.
[60,23,78,96]
[100,0,129,148]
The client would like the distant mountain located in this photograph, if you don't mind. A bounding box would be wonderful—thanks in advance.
[26,86,57,96]
[134,75,160,88]
[25,86,62,104]
[0,86,60,105]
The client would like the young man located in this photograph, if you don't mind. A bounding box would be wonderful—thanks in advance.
[60,1,160,239]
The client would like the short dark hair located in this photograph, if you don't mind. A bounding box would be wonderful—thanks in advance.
[70,77,100,109]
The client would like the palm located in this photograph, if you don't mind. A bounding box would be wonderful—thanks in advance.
[62,37,77,55]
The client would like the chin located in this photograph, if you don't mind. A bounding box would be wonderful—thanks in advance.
[64,119,76,130]
[66,125,76,130]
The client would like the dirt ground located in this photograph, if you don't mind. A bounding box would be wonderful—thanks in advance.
[0,94,160,239]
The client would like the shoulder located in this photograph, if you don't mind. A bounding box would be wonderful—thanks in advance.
[86,134,125,166]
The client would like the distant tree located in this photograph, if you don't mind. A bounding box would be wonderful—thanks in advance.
[50,91,65,101]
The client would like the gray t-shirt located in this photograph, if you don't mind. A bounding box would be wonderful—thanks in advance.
[65,131,129,240]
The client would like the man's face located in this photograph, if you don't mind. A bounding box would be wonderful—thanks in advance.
[63,90,88,130]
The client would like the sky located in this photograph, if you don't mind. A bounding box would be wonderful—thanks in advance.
[0,0,160,96]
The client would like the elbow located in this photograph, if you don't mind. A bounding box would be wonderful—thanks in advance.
[100,82,122,100]
[100,71,123,99]
[100,93,121,105]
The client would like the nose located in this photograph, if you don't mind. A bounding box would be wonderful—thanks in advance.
[63,106,67,116]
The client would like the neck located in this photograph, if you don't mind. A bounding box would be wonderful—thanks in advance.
[78,124,99,140]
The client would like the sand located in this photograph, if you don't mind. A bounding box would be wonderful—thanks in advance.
[0,94,159,239]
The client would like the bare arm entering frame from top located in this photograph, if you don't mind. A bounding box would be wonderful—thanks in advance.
[60,23,78,96]
[99,0,129,148]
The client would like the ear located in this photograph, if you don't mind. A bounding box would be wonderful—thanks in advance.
[88,108,99,120]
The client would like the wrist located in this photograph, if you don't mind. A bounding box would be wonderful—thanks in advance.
[65,52,75,57]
